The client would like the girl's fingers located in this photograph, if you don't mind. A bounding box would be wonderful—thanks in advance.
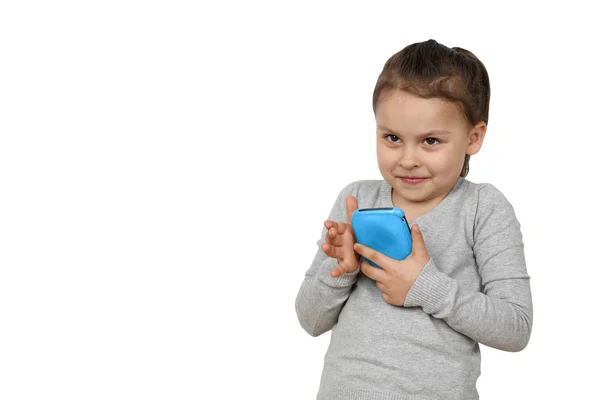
[326,227,337,242]
[354,243,394,272]
[324,220,348,236]
[321,243,335,257]
[360,258,387,282]
[346,196,358,223]
[322,243,343,260]
[330,263,345,278]
[324,220,340,231]
[335,222,348,235]
[326,230,345,246]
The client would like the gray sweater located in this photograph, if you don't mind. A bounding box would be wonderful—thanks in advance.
[295,178,533,400]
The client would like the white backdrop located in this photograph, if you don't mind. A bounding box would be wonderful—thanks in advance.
[1,1,599,399]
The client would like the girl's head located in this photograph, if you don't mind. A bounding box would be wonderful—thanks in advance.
[373,39,490,209]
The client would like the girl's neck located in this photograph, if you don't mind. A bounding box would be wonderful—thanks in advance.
[392,190,450,224]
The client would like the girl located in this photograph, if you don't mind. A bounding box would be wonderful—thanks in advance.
[295,39,533,400]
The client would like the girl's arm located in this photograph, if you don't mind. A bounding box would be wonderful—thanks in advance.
[404,184,533,352]
[295,183,359,337]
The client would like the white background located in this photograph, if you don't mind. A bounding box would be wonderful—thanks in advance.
[1,1,599,399]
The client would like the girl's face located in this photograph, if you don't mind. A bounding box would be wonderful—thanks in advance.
[375,89,486,212]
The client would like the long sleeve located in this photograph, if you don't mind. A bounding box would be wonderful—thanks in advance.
[295,182,361,337]
[404,184,533,352]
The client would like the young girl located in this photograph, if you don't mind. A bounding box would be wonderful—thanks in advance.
[295,39,533,400]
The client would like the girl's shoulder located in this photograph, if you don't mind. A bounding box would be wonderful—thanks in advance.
[459,178,515,208]
[456,178,508,204]
[457,179,519,226]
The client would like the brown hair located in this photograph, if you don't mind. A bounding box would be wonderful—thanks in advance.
[372,39,490,177]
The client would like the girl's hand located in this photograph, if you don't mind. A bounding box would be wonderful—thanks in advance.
[354,224,430,306]
[321,196,359,278]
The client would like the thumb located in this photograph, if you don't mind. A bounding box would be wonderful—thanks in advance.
[346,196,358,223]
[410,224,428,256]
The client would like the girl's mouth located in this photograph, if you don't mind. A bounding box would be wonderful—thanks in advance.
[397,177,428,185]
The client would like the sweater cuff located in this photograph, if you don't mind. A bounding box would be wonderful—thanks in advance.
[404,258,454,314]
[317,257,361,288]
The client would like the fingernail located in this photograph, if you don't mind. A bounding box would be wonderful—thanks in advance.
[354,243,360,250]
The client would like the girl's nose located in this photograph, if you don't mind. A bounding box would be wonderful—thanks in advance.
[398,148,420,169]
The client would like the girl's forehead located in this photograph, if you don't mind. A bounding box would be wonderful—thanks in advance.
[375,91,465,132]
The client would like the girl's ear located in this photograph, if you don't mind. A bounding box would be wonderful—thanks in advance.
[466,122,487,156]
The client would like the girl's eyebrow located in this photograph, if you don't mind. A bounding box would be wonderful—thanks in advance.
[376,125,452,136]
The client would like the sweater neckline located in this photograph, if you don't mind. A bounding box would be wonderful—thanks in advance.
[381,177,465,226]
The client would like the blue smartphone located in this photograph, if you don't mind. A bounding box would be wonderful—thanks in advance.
[351,207,412,269]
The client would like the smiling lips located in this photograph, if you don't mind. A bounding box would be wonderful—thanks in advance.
[397,176,428,185]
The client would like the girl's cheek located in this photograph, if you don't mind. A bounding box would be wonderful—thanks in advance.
[376,147,395,165]
[425,154,451,172]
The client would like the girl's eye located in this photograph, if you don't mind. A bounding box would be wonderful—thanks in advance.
[386,134,400,143]
[423,138,439,146]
